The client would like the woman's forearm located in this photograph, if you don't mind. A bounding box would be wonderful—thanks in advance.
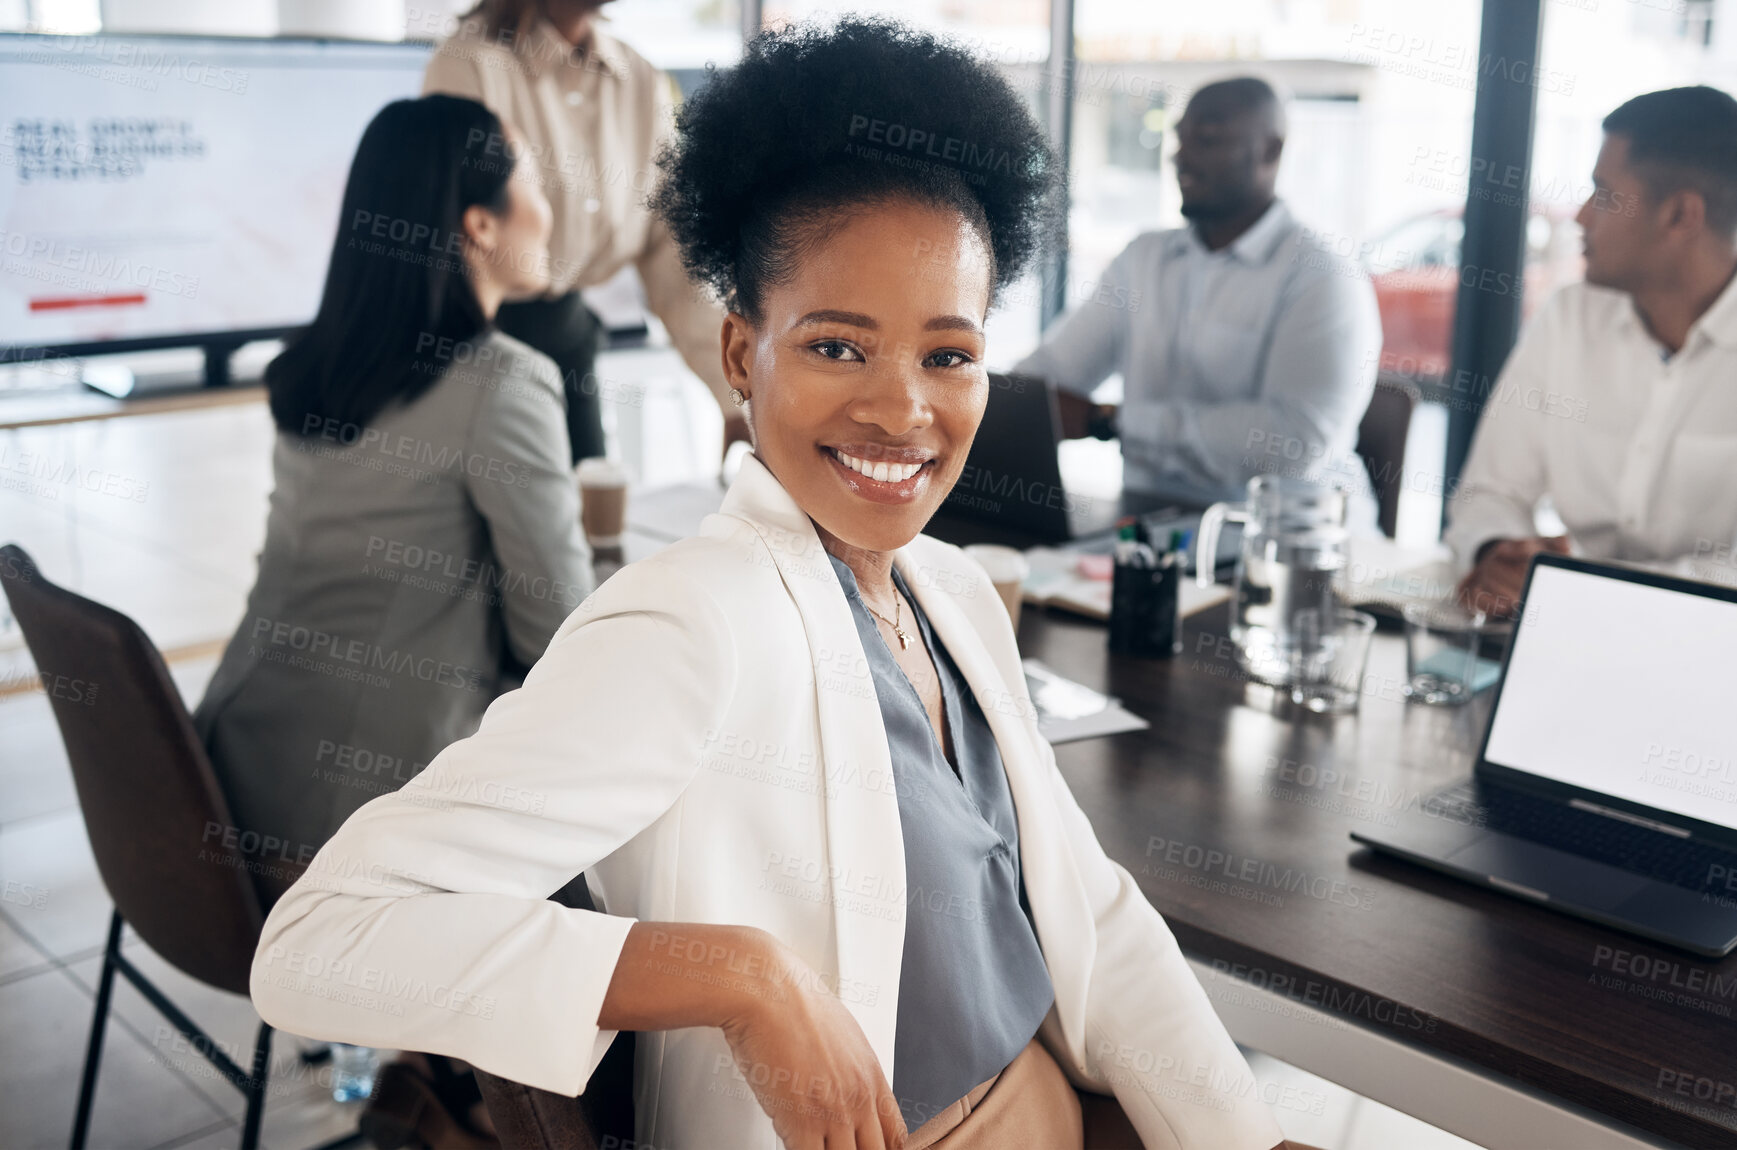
[600,921,904,1148]
[597,921,787,1033]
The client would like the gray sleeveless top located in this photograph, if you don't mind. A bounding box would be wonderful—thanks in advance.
[827,554,1055,1131]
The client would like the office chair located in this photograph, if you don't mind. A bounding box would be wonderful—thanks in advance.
[0,544,361,1150]
[1355,379,1421,538]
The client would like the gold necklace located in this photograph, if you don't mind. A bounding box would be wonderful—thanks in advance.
[863,592,912,650]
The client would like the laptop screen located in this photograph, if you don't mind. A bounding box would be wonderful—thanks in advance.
[1483,561,1737,832]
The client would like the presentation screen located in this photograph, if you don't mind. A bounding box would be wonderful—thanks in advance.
[1483,561,1737,833]
[0,34,430,356]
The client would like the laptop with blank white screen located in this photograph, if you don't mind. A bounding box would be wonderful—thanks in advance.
[1352,554,1737,956]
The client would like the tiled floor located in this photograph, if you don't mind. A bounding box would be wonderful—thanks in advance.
[0,651,367,1150]
[0,360,1479,1149]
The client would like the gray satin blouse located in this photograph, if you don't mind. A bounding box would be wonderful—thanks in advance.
[826,554,1055,1131]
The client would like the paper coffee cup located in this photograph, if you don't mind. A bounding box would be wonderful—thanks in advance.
[965,543,1029,632]
[577,458,628,548]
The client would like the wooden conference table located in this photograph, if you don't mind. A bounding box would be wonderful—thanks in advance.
[623,482,1737,1149]
[1020,602,1737,1150]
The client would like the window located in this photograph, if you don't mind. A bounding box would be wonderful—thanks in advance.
[1531,0,1724,293]
[603,0,744,74]
[1068,0,1484,386]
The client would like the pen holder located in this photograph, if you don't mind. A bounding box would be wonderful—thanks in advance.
[1109,556,1182,657]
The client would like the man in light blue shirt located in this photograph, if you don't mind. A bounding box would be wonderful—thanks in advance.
[1017,77,1383,508]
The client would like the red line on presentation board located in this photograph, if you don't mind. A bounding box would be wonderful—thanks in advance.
[28,293,147,312]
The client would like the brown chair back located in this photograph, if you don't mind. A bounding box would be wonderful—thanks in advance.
[1355,379,1420,539]
[474,1036,635,1150]
[0,544,266,995]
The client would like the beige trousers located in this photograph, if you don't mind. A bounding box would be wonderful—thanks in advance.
[906,1039,1145,1150]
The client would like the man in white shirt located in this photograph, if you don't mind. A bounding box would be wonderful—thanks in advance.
[1015,77,1382,508]
[1449,86,1737,614]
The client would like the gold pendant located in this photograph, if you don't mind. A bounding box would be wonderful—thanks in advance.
[894,626,912,650]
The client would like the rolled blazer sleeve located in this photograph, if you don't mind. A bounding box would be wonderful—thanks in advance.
[250,559,738,1096]
[462,356,594,666]
[1043,743,1286,1149]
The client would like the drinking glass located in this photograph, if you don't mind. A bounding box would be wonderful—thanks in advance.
[1403,601,1488,705]
[1287,607,1376,714]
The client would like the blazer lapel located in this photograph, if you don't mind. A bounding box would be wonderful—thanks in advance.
[716,457,908,1077]
[896,548,1097,1060]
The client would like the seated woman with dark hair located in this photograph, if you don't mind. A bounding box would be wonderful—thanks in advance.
[195,93,592,1140]
[197,94,591,869]
[248,22,1297,1150]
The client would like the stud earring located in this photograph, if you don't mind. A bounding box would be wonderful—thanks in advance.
[729,387,748,407]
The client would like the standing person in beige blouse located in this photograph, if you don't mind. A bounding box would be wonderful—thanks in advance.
[424,0,748,463]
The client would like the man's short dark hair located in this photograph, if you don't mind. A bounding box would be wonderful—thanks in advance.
[1188,76,1285,136]
[1603,86,1737,236]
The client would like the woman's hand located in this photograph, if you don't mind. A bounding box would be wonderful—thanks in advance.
[719,940,906,1150]
[598,923,905,1149]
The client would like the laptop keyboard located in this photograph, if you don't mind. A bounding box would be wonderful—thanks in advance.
[1429,782,1737,894]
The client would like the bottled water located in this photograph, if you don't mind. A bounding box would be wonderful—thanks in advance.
[330,1044,379,1104]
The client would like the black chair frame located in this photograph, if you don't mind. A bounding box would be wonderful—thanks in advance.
[0,543,366,1150]
[71,913,370,1150]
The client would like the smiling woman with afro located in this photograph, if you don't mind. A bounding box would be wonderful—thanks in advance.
[244,16,1297,1150]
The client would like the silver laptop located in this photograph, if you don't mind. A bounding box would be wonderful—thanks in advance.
[1353,554,1737,957]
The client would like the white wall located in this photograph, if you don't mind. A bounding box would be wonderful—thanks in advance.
[98,0,274,35]
[16,0,100,31]
[97,0,419,38]
[277,0,405,40]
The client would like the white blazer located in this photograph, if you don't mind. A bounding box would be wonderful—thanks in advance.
[249,455,1284,1150]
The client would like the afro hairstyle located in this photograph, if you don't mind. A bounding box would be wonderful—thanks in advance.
[650,16,1058,322]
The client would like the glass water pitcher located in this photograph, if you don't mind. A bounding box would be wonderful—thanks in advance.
[1195,475,1350,686]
